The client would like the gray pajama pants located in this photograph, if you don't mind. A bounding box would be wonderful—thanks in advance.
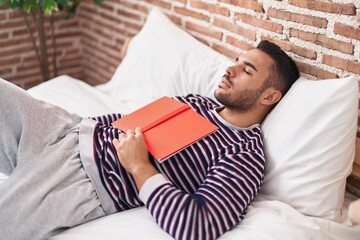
[0,80,105,240]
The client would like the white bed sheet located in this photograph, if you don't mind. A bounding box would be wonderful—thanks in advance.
[27,75,135,116]
[50,195,359,240]
[1,75,359,239]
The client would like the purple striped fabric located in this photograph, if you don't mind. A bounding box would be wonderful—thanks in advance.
[92,94,265,240]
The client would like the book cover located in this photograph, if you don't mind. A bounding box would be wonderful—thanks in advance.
[112,96,218,162]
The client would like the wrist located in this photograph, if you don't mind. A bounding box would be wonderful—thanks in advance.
[131,164,159,191]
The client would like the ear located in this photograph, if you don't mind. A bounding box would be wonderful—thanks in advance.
[260,88,282,106]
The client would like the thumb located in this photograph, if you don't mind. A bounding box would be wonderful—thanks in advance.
[112,138,120,146]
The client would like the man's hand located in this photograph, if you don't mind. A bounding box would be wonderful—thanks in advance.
[112,127,158,191]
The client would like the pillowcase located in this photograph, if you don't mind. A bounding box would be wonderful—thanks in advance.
[260,76,358,222]
[96,7,232,112]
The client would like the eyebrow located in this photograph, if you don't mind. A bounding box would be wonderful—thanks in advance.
[244,60,258,72]
[235,57,258,72]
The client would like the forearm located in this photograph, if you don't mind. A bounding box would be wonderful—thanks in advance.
[138,151,264,240]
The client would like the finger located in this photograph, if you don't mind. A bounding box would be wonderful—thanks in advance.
[135,127,142,136]
[126,129,134,136]
[118,132,126,140]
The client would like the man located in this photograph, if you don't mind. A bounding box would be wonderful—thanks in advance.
[0,40,299,240]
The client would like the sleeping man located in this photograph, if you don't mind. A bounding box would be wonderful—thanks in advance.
[0,40,299,240]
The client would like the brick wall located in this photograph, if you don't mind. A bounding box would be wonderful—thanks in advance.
[77,0,360,85]
[0,0,359,86]
[0,7,83,88]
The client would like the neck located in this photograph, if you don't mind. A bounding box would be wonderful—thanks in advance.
[217,106,267,128]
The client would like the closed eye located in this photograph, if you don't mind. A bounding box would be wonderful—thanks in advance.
[244,68,251,75]
[235,57,257,74]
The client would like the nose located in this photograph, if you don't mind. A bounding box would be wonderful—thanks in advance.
[225,65,236,78]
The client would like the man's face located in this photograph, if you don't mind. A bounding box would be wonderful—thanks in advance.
[214,49,275,111]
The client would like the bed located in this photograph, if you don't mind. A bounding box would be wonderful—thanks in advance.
[1,7,360,239]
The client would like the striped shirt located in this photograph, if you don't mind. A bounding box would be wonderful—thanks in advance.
[91,94,265,240]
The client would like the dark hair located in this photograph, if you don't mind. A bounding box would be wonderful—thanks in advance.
[256,40,300,95]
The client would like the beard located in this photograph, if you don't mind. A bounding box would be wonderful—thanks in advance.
[215,82,268,112]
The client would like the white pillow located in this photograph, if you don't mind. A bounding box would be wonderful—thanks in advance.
[260,76,359,222]
[96,7,232,112]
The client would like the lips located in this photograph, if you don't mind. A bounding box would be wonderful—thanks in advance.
[219,76,231,89]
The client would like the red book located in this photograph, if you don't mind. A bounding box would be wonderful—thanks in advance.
[112,96,218,162]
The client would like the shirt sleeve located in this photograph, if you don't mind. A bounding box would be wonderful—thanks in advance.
[89,113,124,126]
[139,150,265,240]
